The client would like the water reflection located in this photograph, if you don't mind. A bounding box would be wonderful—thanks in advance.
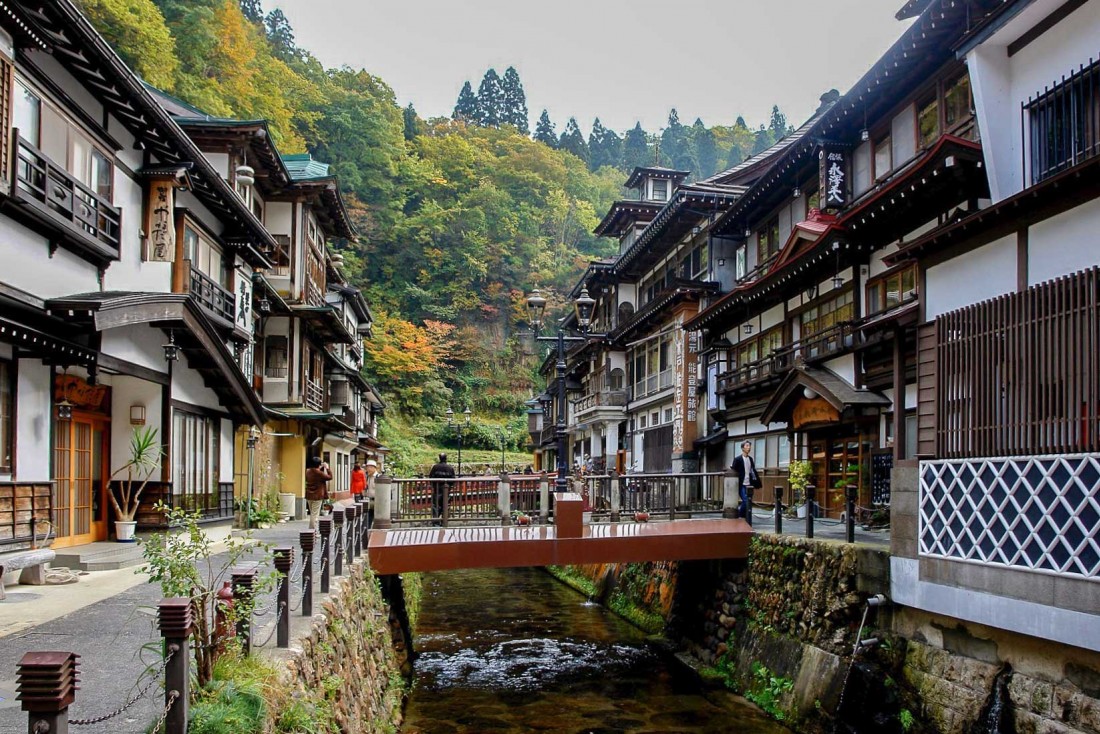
[402,567,789,734]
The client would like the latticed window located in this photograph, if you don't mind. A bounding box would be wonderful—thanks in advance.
[1024,57,1100,185]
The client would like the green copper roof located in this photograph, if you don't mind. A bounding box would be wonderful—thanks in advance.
[282,153,332,181]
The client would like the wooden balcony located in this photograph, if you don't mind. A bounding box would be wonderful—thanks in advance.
[717,322,859,395]
[574,389,628,420]
[304,377,327,412]
[11,131,122,263]
[188,266,235,325]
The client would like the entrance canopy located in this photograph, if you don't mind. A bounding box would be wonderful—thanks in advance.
[761,366,889,430]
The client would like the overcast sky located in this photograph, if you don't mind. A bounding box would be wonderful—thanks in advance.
[268,0,912,134]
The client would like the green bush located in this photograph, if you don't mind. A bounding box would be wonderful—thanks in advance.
[745,662,794,721]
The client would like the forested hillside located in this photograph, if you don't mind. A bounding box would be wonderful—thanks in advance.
[82,0,794,470]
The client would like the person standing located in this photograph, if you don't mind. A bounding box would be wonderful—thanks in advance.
[305,456,332,530]
[350,462,367,500]
[364,459,379,529]
[731,440,761,520]
[428,453,455,526]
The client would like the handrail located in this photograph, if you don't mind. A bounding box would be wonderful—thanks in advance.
[304,378,326,412]
[188,265,235,324]
[12,130,122,255]
[716,321,859,393]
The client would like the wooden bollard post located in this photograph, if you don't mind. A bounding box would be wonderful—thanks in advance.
[745,484,755,527]
[722,470,738,519]
[158,598,192,734]
[17,651,79,734]
[498,473,510,525]
[332,508,345,577]
[805,484,816,539]
[609,470,621,522]
[273,548,292,648]
[846,483,858,544]
[300,531,315,617]
[374,475,392,529]
[318,517,332,593]
[774,485,784,534]
[345,504,358,559]
[231,566,258,655]
[538,471,549,524]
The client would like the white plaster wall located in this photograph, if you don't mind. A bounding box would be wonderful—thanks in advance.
[15,359,51,482]
[100,325,169,374]
[0,219,99,298]
[25,52,104,125]
[1027,197,1100,285]
[925,235,1016,319]
[109,376,163,473]
[823,355,856,385]
[969,0,1100,201]
[868,244,900,278]
[220,419,234,482]
[206,153,230,181]
[760,303,785,331]
[172,356,224,409]
[102,168,173,293]
[175,191,225,237]
[266,201,293,237]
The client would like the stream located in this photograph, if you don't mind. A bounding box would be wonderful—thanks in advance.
[401,566,790,733]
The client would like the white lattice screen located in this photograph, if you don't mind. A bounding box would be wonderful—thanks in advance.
[919,455,1100,579]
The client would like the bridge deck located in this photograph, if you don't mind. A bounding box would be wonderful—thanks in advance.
[367,518,752,575]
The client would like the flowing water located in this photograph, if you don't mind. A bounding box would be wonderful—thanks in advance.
[401,567,790,734]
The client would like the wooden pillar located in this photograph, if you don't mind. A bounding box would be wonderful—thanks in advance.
[893,327,907,464]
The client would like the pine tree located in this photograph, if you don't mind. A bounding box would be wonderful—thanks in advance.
[533,110,557,147]
[239,0,263,23]
[769,105,790,139]
[661,109,693,174]
[403,103,421,142]
[622,122,650,171]
[500,66,529,134]
[588,118,621,171]
[476,68,504,127]
[559,117,589,163]
[265,9,296,61]
[453,81,479,122]
[691,118,718,179]
[752,125,774,154]
[725,144,744,169]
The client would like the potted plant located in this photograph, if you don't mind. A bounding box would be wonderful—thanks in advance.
[512,510,532,526]
[788,460,815,518]
[109,426,162,542]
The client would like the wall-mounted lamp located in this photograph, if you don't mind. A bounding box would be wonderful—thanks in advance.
[57,367,74,420]
[831,241,844,289]
[692,225,701,236]
[130,404,147,426]
[717,258,726,267]
[258,296,271,314]
[803,387,818,400]
[744,226,752,238]
[163,331,179,362]
[235,164,255,187]
[792,186,801,198]
[860,129,870,142]
[742,322,754,335]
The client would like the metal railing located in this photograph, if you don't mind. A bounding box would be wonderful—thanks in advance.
[12,131,122,256]
[584,472,726,519]
[188,266,235,324]
[1023,56,1100,185]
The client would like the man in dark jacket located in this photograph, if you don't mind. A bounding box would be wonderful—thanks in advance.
[305,456,332,530]
[730,440,761,519]
[428,453,455,526]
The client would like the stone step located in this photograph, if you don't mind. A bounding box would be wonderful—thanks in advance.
[52,541,145,572]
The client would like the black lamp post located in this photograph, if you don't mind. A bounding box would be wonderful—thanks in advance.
[526,285,599,494]
[446,406,472,476]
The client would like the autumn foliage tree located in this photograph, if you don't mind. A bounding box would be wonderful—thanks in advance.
[362,311,456,415]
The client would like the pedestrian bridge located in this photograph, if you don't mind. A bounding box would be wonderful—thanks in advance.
[366,489,752,575]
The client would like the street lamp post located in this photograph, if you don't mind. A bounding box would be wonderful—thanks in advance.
[446,407,472,476]
[526,286,599,495]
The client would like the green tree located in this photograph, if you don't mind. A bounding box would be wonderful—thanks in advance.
[80,0,180,90]
[500,66,529,134]
[691,117,718,178]
[453,81,479,122]
[622,122,650,171]
[476,68,504,127]
[661,108,693,174]
[558,117,589,163]
[403,102,422,141]
[769,104,791,139]
[264,8,296,61]
[238,0,262,23]
[534,109,557,147]
[588,118,621,171]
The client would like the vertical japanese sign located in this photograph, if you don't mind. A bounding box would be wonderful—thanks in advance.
[672,315,701,455]
[144,179,175,262]
[818,145,848,211]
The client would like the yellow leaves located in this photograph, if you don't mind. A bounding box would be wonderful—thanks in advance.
[78,0,179,90]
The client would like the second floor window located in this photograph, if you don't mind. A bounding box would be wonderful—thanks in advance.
[1025,57,1100,185]
[632,333,674,397]
[651,179,668,201]
[867,265,917,315]
[183,225,227,285]
[735,326,783,368]
[264,336,288,378]
[735,244,747,281]
[756,217,781,265]
[801,290,854,338]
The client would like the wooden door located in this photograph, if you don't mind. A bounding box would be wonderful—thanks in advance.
[53,414,110,548]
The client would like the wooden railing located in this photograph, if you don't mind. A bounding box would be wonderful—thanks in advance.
[188,266,235,324]
[304,377,326,412]
[717,321,856,394]
[12,131,121,257]
[934,266,1100,458]
[573,389,627,414]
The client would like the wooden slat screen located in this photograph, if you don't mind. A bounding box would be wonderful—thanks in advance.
[0,56,12,195]
[916,322,937,456]
[935,267,1100,458]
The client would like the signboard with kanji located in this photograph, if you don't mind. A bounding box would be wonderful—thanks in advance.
[144,179,175,262]
[818,145,848,210]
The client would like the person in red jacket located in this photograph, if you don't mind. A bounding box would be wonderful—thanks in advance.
[350,463,367,498]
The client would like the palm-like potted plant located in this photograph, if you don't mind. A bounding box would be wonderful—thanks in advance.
[109,426,162,542]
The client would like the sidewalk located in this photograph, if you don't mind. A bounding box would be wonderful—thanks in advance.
[0,520,314,734]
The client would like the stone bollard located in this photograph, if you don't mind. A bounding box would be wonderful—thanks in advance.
[774,485,784,534]
[344,504,358,560]
[609,470,621,522]
[722,470,738,519]
[17,650,79,734]
[273,548,292,648]
[231,566,258,655]
[745,484,755,527]
[846,483,858,544]
[538,471,549,524]
[318,517,332,594]
[805,485,816,539]
[158,597,192,734]
[498,473,510,525]
[332,508,345,577]
[300,531,315,617]
[374,475,392,529]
